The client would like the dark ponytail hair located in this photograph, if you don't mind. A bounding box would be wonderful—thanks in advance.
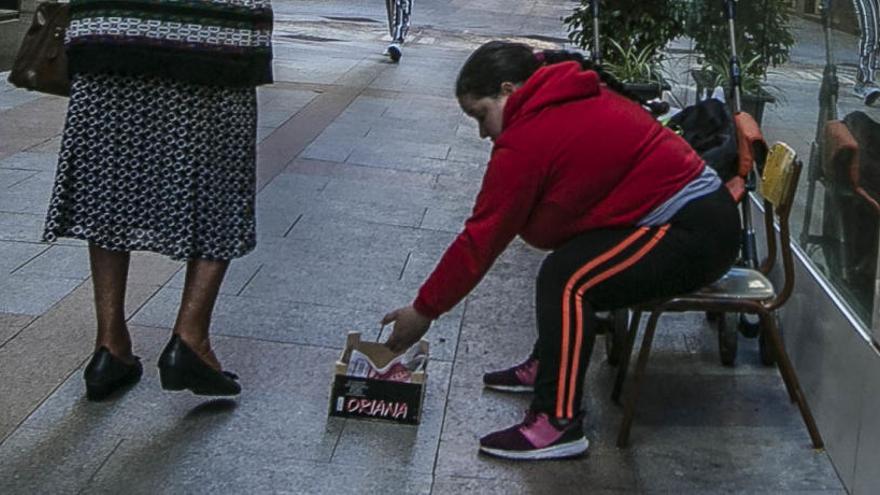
[456,41,669,116]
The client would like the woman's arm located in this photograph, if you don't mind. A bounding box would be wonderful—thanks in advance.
[384,146,544,351]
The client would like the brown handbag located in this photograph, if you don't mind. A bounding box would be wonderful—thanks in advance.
[7,2,71,97]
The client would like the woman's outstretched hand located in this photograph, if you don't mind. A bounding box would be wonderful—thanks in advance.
[382,305,431,353]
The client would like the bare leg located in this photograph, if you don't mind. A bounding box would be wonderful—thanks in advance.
[89,243,135,363]
[173,258,229,371]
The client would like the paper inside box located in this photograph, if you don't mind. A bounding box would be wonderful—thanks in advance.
[335,332,428,384]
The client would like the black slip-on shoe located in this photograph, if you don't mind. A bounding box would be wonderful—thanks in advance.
[84,347,143,401]
[157,335,241,396]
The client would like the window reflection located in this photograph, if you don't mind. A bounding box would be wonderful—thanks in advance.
[757,2,880,329]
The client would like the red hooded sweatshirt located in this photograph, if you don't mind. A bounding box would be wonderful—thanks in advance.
[413,62,704,319]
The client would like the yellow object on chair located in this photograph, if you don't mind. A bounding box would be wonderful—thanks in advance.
[759,142,798,208]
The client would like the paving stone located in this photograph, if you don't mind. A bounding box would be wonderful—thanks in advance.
[258,109,298,128]
[0,168,38,188]
[431,477,637,495]
[273,58,362,85]
[285,158,438,189]
[256,85,362,191]
[640,491,846,495]
[0,312,34,348]
[364,124,459,146]
[344,150,458,175]
[349,137,451,161]
[0,274,83,315]
[853,353,880,495]
[0,170,54,214]
[256,204,306,240]
[131,287,386,348]
[29,136,62,154]
[0,151,58,172]
[89,455,433,494]
[0,283,158,428]
[343,95,392,116]
[14,244,91,280]
[447,142,492,164]
[0,240,48,274]
[613,372,804,429]
[279,210,455,262]
[312,121,372,141]
[21,327,343,452]
[128,251,183,287]
[257,173,330,212]
[165,256,260,296]
[0,425,123,495]
[300,139,355,162]
[0,423,14,444]
[16,330,428,494]
[419,203,472,232]
[0,89,44,110]
[314,178,432,227]
[237,258,414,312]
[0,212,45,242]
[258,88,319,111]
[256,126,275,142]
[630,426,841,493]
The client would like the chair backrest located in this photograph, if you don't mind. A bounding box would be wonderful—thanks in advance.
[757,142,803,310]
[760,143,800,215]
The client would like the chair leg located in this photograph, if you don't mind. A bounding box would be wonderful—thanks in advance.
[617,310,661,448]
[612,310,642,404]
[761,314,797,403]
[761,311,825,449]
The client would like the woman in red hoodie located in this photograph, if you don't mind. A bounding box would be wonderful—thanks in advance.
[382,41,740,460]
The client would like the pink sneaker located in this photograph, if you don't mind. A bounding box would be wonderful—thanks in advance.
[482,357,538,393]
[479,410,589,460]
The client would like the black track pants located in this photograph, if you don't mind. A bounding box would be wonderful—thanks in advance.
[529,187,740,419]
[386,0,413,43]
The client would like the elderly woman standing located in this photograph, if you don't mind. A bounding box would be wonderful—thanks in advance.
[43,0,273,400]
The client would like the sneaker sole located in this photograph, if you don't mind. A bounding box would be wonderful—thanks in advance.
[483,383,535,393]
[479,438,589,460]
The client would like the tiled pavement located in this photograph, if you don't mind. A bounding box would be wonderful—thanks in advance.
[0,1,850,493]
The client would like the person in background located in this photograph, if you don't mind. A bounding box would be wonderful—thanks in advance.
[384,0,414,62]
[44,0,274,400]
[381,41,740,460]
[851,0,880,105]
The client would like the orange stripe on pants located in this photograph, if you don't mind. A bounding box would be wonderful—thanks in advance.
[564,225,670,418]
[555,228,650,419]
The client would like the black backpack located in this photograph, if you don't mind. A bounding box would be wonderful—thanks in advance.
[667,99,739,182]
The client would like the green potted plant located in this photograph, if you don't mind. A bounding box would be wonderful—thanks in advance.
[685,0,794,123]
[564,0,688,100]
[601,39,671,101]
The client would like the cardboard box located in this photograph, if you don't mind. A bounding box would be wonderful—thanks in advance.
[328,332,429,425]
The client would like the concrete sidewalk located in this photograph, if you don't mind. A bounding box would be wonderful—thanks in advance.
[0,1,846,493]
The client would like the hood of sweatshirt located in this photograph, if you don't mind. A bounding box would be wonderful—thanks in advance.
[502,61,600,130]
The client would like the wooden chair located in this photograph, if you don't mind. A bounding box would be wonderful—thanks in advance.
[611,142,824,449]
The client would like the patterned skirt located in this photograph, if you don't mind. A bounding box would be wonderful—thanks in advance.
[43,72,258,261]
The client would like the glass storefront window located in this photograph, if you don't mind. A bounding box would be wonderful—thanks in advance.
[662,1,880,334]
[765,1,880,331]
